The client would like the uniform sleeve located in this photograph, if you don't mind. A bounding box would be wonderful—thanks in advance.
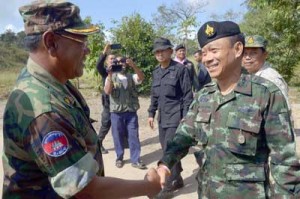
[180,67,193,117]
[264,90,300,197]
[96,53,108,78]
[159,98,199,168]
[148,72,158,118]
[25,112,99,198]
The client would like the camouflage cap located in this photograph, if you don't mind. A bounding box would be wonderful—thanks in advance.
[19,0,99,35]
[245,35,268,49]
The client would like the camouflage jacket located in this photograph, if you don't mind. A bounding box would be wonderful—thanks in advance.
[160,73,300,199]
[2,58,104,199]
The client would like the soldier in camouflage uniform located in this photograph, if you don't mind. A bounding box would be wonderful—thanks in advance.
[156,21,300,198]
[242,35,290,110]
[2,1,161,199]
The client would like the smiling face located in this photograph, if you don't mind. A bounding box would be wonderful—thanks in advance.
[242,48,267,74]
[201,37,243,81]
[55,32,90,79]
[175,48,186,61]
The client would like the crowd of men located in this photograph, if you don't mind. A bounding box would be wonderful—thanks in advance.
[2,1,299,199]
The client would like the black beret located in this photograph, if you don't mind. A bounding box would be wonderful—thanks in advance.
[175,44,185,51]
[197,21,241,48]
[152,37,173,52]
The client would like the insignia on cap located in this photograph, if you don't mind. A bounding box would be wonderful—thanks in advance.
[247,37,254,44]
[42,131,69,157]
[205,24,215,37]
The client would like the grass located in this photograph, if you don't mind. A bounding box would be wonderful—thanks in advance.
[0,67,22,100]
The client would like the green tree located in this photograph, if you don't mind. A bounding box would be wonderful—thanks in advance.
[152,0,207,47]
[240,0,300,82]
[109,13,158,94]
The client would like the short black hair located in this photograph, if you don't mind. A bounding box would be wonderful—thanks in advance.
[193,49,202,55]
[229,33,245,47]
[24,34,42,52]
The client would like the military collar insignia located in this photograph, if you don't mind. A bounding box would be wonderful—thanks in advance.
[205,24,215,38]
[247,36,254,45]
[64,96,72,105]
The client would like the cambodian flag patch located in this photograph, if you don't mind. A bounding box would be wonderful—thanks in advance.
[42,131,69,157]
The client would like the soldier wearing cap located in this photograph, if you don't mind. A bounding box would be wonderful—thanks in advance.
[242,35,290,110]
[2,1,161,199]
[148,37,193,198]
[174,44,199,91]
[156,21,300,198]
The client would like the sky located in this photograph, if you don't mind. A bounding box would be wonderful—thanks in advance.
[0,0,247,34]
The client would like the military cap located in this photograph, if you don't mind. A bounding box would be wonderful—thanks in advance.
[197,21,241,48]
[19,0,99,35]
[152,37,174,52]
[175,44,185,51]
[245,35,268,50]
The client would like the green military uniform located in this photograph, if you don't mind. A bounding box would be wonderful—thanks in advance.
[159,73,300,198]
[2,58,104,199]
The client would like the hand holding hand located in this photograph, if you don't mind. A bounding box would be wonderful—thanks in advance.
[144,168,161,198]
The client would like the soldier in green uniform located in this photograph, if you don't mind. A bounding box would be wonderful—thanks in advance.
[156,21,300,198]
[2,1,160,199]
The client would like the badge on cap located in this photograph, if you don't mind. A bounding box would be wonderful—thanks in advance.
[247,37,254,45]
[238,130,246,144]
[205,24,215,37]
[64,96,72,105]
[42,131,69,157]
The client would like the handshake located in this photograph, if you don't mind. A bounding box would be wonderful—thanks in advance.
[144,164,171,198]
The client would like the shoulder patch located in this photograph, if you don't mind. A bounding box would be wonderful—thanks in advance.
[42,131,69,157]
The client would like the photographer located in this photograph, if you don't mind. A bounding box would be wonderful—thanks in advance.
[104,56,147,170]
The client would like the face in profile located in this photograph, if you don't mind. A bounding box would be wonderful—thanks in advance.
[55,32,89,79]
[242,48,267,74]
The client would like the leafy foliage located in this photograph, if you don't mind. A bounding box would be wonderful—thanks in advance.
[240,0,300,82]
[109,13,158,94]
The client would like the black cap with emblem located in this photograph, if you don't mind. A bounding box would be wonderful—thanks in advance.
[197,21,241,48]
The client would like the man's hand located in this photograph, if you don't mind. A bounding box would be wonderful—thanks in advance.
[102,44,111,55]
[148,117,154,129]
[156,164,171,189]
[144,168,161,198]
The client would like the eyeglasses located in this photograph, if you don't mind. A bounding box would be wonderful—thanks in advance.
[55,32,88,48]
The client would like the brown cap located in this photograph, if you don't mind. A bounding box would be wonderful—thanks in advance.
[19,0,99,35]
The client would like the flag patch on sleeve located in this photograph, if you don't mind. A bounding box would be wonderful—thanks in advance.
[42,131,69,157]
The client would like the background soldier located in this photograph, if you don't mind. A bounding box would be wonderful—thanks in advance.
[148,37,193,198]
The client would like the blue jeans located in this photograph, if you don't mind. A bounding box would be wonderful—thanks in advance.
[111,112,141,163]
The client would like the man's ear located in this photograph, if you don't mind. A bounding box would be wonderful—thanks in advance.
[234,41,244,58]
[42,31,57,56]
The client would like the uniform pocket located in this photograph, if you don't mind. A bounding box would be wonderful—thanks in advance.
[164,78,177,97]
[226,111,262,156]
[225,163,266,182]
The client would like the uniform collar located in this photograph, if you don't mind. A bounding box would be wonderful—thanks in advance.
[205,73,252,96]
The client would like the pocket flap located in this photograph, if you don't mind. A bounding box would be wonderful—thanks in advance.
[226,112,261,134]
[225,164,266,182]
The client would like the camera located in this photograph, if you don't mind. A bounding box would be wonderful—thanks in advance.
[110,43,122,50]
[107,57,127,73]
